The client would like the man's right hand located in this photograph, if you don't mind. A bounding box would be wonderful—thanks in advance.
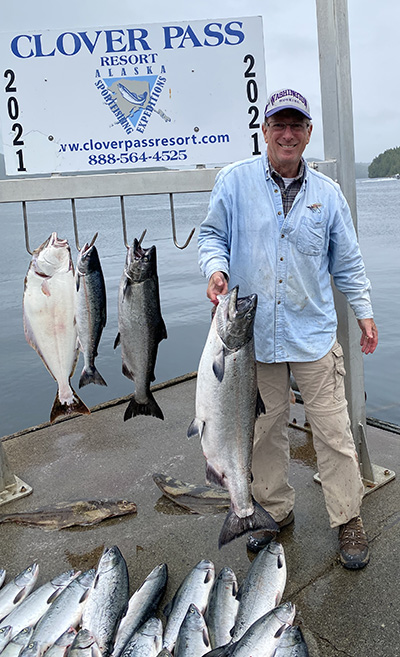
[207,271,229,305]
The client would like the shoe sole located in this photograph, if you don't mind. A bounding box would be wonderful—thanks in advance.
[340,555,370,570]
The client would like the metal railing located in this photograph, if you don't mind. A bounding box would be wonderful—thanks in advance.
[0,167,220,253]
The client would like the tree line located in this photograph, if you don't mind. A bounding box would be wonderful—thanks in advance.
[369,146,400,178]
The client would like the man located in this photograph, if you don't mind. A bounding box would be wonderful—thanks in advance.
[198,88,378,569]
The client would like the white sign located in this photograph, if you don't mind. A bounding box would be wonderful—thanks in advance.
[0,17,266,175]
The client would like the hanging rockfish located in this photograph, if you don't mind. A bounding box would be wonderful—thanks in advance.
[23,233,90,423]
[114,238,167,421]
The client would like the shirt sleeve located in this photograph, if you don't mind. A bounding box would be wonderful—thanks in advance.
[198,171,232,280]
[328,189,373,319]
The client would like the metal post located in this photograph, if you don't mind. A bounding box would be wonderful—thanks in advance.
[314,0,394,491]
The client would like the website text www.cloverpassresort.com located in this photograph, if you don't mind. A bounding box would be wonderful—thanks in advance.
[58,132,231,166]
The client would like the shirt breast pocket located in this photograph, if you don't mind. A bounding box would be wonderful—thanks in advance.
[296,215,326,256]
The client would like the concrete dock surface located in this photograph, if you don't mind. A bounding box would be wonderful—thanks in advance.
[1,374,399,657]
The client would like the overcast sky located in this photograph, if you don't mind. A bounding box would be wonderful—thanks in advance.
[0,0,398,163]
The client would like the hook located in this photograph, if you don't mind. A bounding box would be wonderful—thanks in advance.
[89,232,98,247]
[120,196,129,248]
[169,193,195,249]
[22,201,33,255]
[120,195,147,248]
[71,198,81,251]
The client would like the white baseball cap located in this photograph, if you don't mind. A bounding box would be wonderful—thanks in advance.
[265,88,312,120]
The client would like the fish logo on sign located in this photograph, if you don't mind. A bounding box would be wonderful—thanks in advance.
[97,74,170,135]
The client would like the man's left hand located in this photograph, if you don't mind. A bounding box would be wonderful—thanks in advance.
[357,318,378,354]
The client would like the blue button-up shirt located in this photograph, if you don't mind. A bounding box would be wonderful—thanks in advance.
[198,152,373,363]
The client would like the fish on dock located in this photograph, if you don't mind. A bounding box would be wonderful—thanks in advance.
[152,474,230,515]
[68,629,102,657]
[81,546,130,657]
[162,559,214,653]
[174,603,211,657]
[111,563,167,657]
[30,570,95,654]
[118,617,162,657]
[231,541,287,643]
[0,564,39,622]
[206,567,239,650]
[0,625,12,651]
[75,235,107,389]
[272,625,310,656]
[203,602,296,657]
[187,286,278,547]
[114,238,167,421]
[23,233,90,423]
[0,569,78,637]
[0,500,137,530]
[0,626,34,657]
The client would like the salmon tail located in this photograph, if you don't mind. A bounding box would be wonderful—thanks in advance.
[218,499,279,549]
[79,366,108,388]
[205,463,226,488]
[50,389,91,423]
[123,392,164,421]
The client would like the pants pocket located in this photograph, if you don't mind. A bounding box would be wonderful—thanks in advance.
[332,342,346,401]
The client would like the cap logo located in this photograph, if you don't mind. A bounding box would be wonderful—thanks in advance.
[265,88,311,120]
[269,89,308,107]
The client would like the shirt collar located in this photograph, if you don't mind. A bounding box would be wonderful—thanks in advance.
[264,153,307,183]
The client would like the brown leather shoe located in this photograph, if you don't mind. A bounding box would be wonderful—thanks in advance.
[338,515,370,570]
[246,510,294,553]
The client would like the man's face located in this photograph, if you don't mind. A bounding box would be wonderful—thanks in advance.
[262,109,312,175]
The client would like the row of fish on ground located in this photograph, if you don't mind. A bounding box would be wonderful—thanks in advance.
[0,544,309,657]
[23,232,167,424]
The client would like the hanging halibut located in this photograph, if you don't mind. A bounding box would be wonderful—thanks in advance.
[23,233,90,423]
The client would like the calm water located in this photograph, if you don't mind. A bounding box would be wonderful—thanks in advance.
[0,178,399,437]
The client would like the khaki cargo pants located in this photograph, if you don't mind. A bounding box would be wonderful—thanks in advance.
[251,341,364,528]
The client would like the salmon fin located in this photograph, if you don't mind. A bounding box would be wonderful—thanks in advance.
[46,589,60,604]
[50,390,91,423]
[163,595,177,618]
[204,569,213,584]
[123,393,164,421]
[13,588,26,604]
[79,589,90,604]
[212,346,225,382]
[122,278,131,300]
[218,499,279,548]
[274,624,288,639]
[205,463,225,488]
[256,388,266,417]
[122,363,135,381]
[157,319,168,343]
[187,418,205,440]
[202,628,210,647]
[79,366,107,388]
[114,333,121,349]
[234,583,242,603]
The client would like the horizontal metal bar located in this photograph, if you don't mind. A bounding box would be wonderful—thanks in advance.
[0,168,220,203]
